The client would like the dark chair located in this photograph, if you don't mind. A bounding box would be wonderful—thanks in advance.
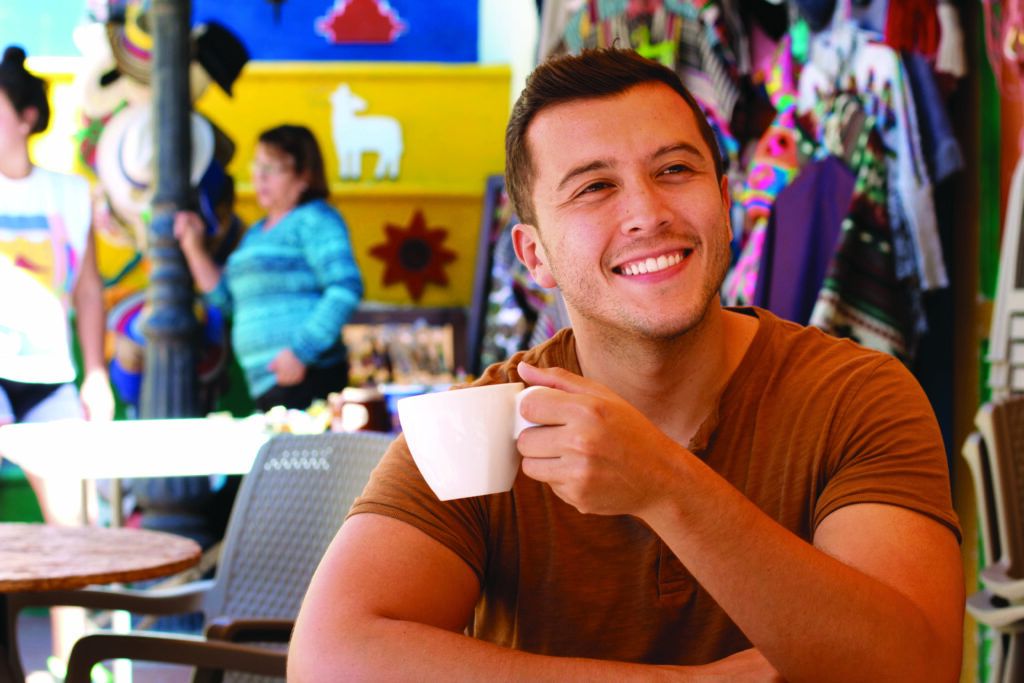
[6,430,393,682]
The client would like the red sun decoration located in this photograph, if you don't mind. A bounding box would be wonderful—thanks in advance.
[316,0,407,44]
[370,210,457,301]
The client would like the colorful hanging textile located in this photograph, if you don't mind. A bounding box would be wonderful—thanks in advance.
[557,0,747,131]
[797,21,946,293]
[800,93,912,361]
[884,0,940,56]
[753,154,856,325]
[722,35,805,305]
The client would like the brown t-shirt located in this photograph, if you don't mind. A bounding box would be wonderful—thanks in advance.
[350,307,961,665]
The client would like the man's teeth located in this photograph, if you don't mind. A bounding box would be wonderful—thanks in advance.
[620,251,683,276]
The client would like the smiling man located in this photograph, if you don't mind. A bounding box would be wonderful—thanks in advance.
[290,48,963,682]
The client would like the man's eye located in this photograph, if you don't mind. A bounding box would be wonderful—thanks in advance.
[579,181,611,195]
[661,164,689,175]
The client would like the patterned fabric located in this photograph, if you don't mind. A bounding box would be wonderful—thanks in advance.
[206,199,363,400]
[801,94,912,361]
[558,0,746,130]
[796,23,945,293]
[722,37,805,305]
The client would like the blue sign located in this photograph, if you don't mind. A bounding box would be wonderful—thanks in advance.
[192,0,478,62]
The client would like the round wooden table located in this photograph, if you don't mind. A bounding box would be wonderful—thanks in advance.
[0,523,202,682]
[0,523,201,593]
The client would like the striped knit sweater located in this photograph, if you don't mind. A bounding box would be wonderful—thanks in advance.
[207,199,363,400]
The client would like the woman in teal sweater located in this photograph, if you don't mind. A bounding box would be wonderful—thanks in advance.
[175,124,363,411]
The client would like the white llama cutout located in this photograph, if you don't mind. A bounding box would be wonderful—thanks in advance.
[329,83,404,181]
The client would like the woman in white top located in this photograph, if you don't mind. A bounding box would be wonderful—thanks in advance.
[0,42,117,667]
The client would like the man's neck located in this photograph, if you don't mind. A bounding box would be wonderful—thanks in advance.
[571,308,758,445]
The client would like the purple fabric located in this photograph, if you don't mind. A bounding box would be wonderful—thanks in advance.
[903,49,964,184]
[754,155,856,325]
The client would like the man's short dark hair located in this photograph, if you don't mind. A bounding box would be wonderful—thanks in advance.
[504,47,724,227]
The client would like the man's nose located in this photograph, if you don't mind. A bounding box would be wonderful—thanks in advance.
[620,179,672,234]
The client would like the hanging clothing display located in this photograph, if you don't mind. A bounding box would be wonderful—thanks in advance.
[722,33,805,305]
[797,21,947,293]
[802,93,912,360]
[753,153,856,326]
[902,49,965,185]
[541,0,748,161]
[529,0,963,367]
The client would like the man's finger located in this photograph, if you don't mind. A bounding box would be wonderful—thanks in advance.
[517,361,611,398]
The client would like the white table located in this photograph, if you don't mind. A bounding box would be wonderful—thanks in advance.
[0,417,271,481]
[0,417,272,683]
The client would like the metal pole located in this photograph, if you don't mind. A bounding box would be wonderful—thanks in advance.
[140,0,200,419]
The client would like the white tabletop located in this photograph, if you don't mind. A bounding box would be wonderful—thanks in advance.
[0,417,272,479]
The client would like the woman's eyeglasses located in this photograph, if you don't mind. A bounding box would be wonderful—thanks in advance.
[249,162,292,177]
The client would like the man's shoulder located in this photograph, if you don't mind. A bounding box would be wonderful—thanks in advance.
[747,307,897,365]
[736,307,914,398]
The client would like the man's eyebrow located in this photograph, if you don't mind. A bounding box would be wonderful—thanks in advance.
[555,142,710,192]
[654,141,707,160]
[556,159,611,193]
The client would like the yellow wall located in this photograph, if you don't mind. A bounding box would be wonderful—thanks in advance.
[197,61,512,306]
[27,58,512,308]
[25,66,79,174]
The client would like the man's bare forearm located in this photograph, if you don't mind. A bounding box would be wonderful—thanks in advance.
[288,615,775,682]
[639,456,963,683]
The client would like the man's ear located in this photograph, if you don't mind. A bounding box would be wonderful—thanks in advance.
[720,173,733,243]
[511,222,557,288]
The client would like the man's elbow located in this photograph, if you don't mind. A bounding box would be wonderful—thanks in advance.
[288,625,360,681]
[289,605,378,680]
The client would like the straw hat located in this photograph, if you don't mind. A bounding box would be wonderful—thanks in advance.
[95,103,215,241]
[73,22,149,120]
[105,0,153,86]
[106,0,248,97]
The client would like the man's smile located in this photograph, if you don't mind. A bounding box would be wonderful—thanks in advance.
[614,249,691,276]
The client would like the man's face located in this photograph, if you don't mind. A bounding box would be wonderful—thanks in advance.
[513,82,733,343]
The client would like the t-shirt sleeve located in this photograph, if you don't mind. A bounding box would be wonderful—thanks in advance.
[346,331,584,583]
[812,356,961,543]
[347,432,492,583]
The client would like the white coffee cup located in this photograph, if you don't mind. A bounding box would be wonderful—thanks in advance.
[397,382,539,501]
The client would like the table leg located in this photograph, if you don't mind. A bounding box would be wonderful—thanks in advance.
[80,478,89,526]
[0,593,18,683]
[109,478,128,682]
[110,479,123,528]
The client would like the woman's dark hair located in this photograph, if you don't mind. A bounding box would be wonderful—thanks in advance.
[0,46,50,136]
[504,47,723,227]
[258,124,329,205]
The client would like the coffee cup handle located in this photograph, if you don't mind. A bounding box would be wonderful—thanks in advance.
[513,385,543,438]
